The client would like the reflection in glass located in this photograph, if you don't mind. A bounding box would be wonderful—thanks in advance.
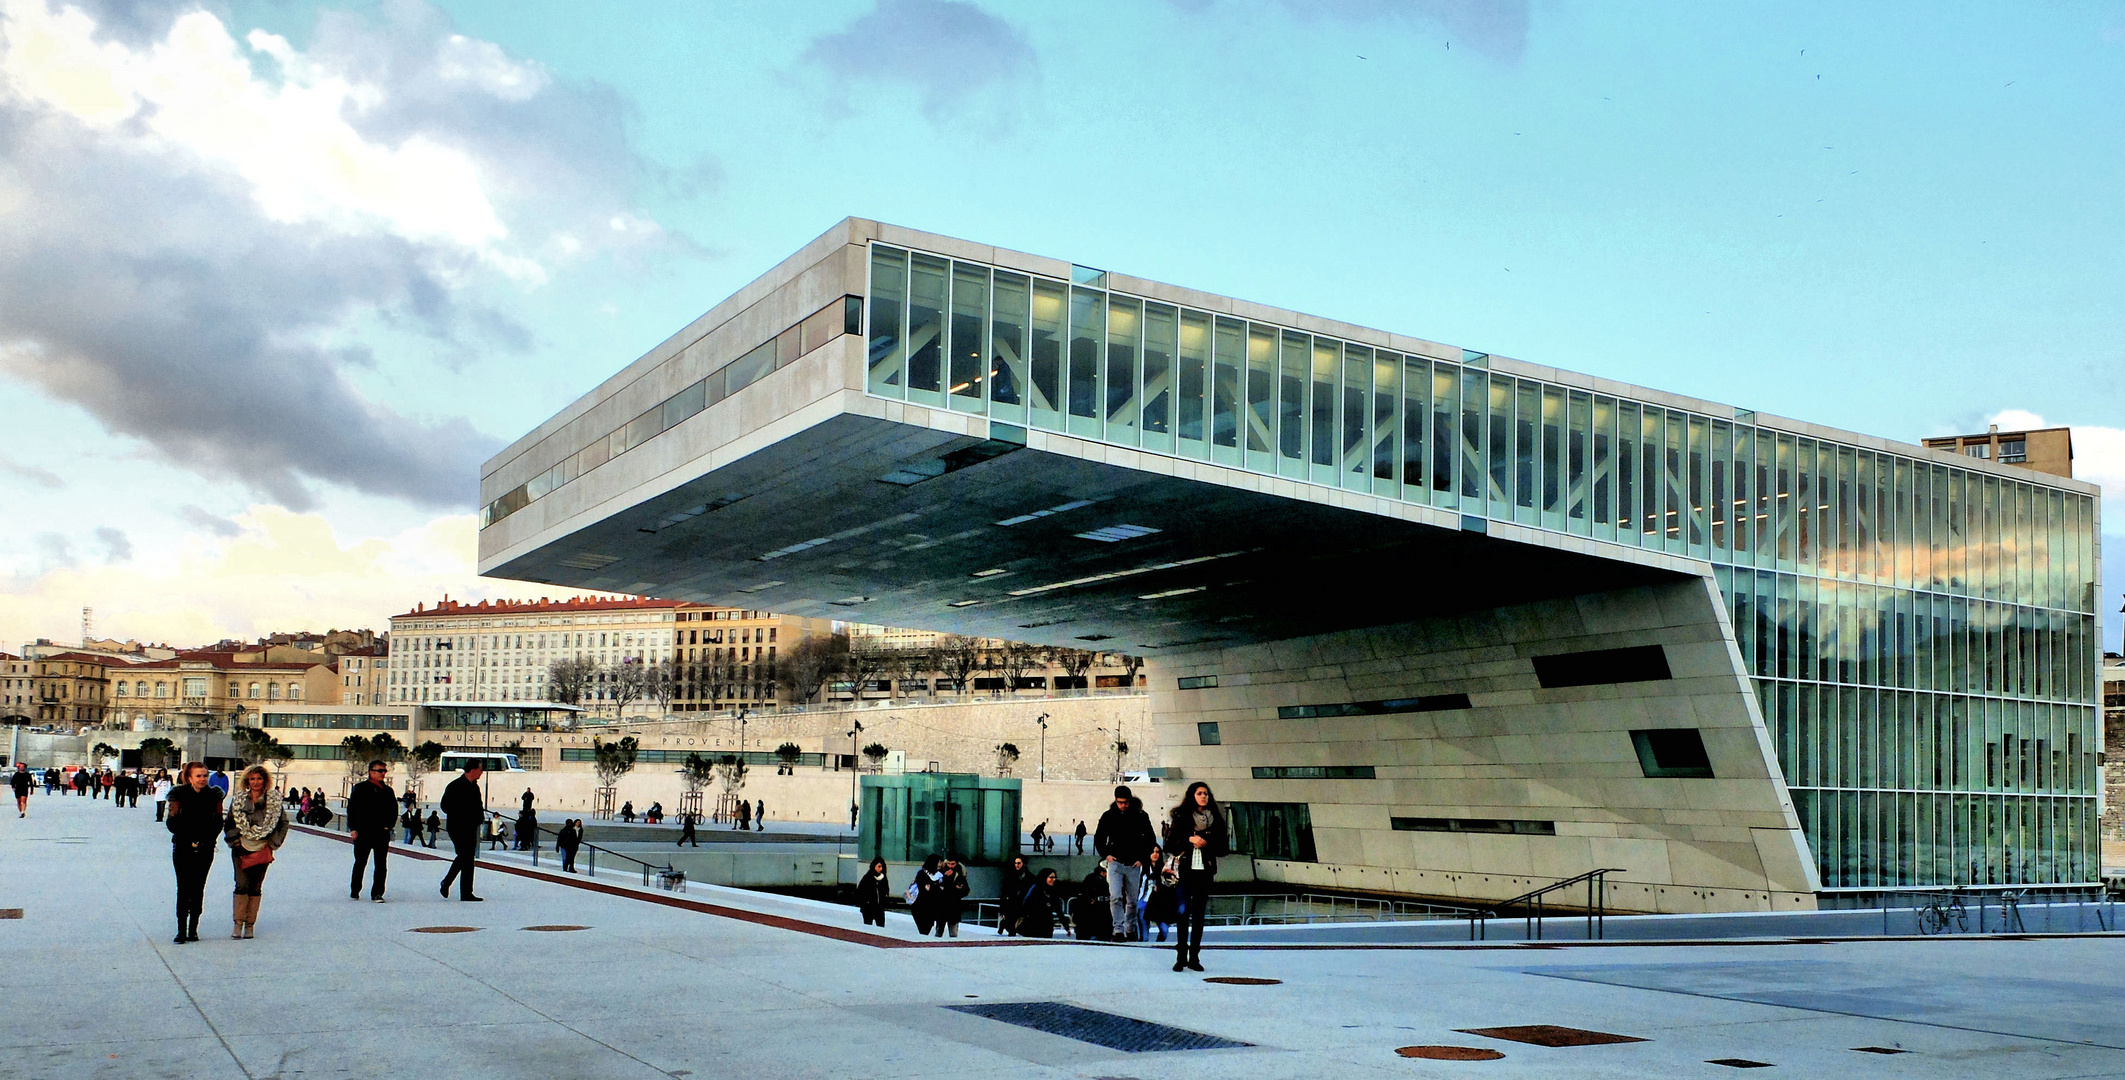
[1029,279,1065,429]
[948,262,987,410]
[989,271,1028,422]
[906,253,947,405]
[867,246,906,395]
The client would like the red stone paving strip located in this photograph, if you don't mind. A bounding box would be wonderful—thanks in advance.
[1851,1047,1909,1054]
[1457,1025,1646,1047]
[410,926,481,934]
[292,824,1050,949]
[1707,1059,1775,1068]
[522,925,591,931]
[0,908,23,919]
[1396,1046,1506,1061]
[1202,977,1282,985]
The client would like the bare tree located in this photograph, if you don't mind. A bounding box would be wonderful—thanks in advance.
[882,646,930,699]
[1055,648,1096,691]
[1117,654,1145,691]
[608,658,652,717]
[406,740,445,797]
[774,632,846,706]
[997,641,1042,694]
[936,635,985,697]
[842,638,890,702]
[340,734,376,781]
[546,656,600,707]
[648,657,681,716]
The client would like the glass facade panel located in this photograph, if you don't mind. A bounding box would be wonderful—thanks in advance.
[862,240,2099,891]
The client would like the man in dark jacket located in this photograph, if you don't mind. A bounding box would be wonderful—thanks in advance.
[1094,785,1156,941]
[345,760,397,902]
[11,763,31,817]
[438,763,485,901]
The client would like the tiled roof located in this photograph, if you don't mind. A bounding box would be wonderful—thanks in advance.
[392,596,685,619]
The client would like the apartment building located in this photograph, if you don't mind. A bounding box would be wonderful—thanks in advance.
[111,647,336,731]
[1,653,35,722]
[31,652,111,727]
[1920,424,2074,478]
[335,646,388,706]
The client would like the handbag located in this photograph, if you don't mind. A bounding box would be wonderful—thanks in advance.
[904,880,921,905]
[237,845,274,869]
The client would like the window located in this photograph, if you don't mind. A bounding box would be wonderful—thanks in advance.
[1392,817,1555,835]
[1279,694,1470,719]
[1196,722,1221,745]
[248,683,261,699]
[1531,645,1671,689]
[1999,440,2026,464]
[1630,728,1714,778]
[1226,801,1316,862]
[1964,443,1990,459]
[1250,765,1375,780]
[1176,675,1218,690]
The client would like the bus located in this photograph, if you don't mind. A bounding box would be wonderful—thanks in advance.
[437,752,525,774]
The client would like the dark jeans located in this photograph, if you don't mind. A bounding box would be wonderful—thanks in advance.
[173,844,215,923]
[441,831,478,898]
[560,844,577,873]
[351,837,389,898]
[1175,869,1213,960]
[861,905,885,927]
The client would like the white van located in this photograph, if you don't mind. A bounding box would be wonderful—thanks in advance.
[438,752,525,773]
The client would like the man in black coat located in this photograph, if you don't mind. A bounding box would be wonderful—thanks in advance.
[438,763,485,901]
[345,760,397,902]
[1094,785,1156,941]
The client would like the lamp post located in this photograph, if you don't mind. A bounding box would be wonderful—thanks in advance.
[1035,713,1048,783]
[847,718,864,834]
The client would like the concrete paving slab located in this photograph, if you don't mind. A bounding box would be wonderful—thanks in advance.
[5,794,2125,1080]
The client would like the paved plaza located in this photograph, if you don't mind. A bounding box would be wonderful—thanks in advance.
[4,794,2123,1080]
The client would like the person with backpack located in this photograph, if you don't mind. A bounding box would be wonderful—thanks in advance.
[854,857,892,928]
[1163,781,1228,972]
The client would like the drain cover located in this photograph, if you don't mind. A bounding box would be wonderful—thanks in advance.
[1203,977,1281,986]
[1396,1046,1505,1061]
[1458,1025,1646,1047]
[1852,1047,1908,1055]
[409,926,481,934]
[1708,1059,1774,1069]
[947,1002,1251,1053]
[522,925,590,932]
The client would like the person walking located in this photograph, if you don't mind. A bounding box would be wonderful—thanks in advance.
[754,799,764,829]
[677,813,697,847]
[1029,821,1046,853]
[486,816,508,851]
[1073,820,1087,854]
[910,854,945,936]
[424,810,440,848]
[557,819,582,873]
[938,856,970,938]
[11,763,29,817]
[439,762,486,902]
[345,759,396,903]
[998,854,1030,936]
[520,788,534,814]
[401,806,420,845]
[1017,869,1065,938]
[152,773,171,821]
[854,857,891,927]
[208,768,229,794]
[1095,786,1156,942]
[516,807,538,851]
[1162,782,1227,972]
[222,764,288,939]
[165,762,222,944]
[1144,848,1179,943]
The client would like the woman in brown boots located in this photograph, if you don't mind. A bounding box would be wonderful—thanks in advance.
[223,764,288,939]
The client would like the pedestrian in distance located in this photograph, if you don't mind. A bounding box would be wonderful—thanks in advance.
[754,798,764,829]
[165,761,223,944]
[938,856,970,938]
[486,816,507,851]
[439,762,486,901]
[208,768,229,794]
[619,800,635,824]
[520,788,534,813]
[345,759,396,903]
[854,857,891,927]
[1162,781,1227,973]
[910,854,944,936]
[849,800,858,830]
[1095,785,1156,942]
[1074,820,1087,854]
[401,806,420,845]
[998,854,1030,936]
[1016,868,1065,938]
[558,819,582,873]
[223,764,288,939]
[11,763,29,817]
[1029,820,1046,853]
[424,810,440,848]
[677,813,697,847]
[152,773,170,821]
[517,807,538,851]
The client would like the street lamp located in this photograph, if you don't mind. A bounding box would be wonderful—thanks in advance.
[847,718,864,833]
[1035,713,1048,783]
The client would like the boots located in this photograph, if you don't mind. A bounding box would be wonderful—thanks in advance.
[231,895,259,939]
[174,910,189,945]
[244,895,258,938]
[232,894,246,939]
[185,911,200,943]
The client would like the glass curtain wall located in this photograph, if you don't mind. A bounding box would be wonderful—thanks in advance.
[866,243,2100,890]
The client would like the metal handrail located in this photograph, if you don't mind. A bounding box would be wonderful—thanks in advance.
[478,809,682,889]
[1469,868,1627,941]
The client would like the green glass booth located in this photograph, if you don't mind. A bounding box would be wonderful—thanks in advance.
[858,773,1021,868]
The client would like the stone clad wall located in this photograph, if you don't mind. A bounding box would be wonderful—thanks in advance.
[1152,576,1819,915]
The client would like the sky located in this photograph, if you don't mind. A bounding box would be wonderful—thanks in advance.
[0,0,2121,651]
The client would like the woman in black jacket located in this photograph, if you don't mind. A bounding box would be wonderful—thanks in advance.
[1162,781,1227,972]
[854,858,892,927]
[911,854,945,936]
[997,854,1030,935]
[1016,868,1066,938]
[165,762,224,944]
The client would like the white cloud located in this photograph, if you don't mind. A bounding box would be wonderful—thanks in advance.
[436,33,547,102]
[0,0,516,264]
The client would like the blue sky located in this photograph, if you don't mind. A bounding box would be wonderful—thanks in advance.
[1,0,2120,648]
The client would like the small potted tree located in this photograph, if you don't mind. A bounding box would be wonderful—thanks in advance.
[995,742,1020,777]
[774,741,803,775]
[861,742,890,773]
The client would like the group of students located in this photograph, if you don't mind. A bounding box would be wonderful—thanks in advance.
[849,781,1228,971]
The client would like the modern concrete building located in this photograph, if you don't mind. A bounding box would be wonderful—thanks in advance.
[1921,424,2074,479]
[478,219,2102,911]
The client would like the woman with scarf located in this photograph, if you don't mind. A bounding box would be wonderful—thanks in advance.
[910,854,946,936]
[1162,782,1227,972]
[997,854,1030,936]
[853,857,892,927]
[222,764,289,939]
